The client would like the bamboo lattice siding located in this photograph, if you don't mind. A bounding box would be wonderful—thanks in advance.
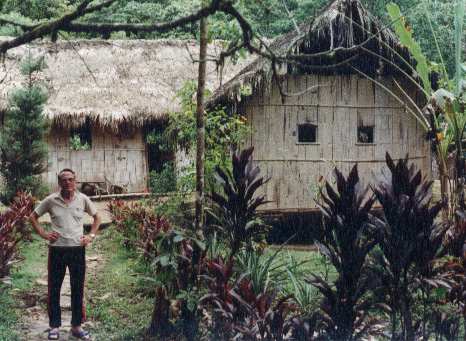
[44,126,148,192]
[243,74,431,211]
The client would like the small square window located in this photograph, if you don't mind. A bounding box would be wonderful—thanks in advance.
[298,123,317,143]
[70,118,92,150]
[357,125,374,143]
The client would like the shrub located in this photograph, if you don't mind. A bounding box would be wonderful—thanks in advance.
[149,162,177,194]
[0,192,34,281]
[0,54,49,203]
[200,256,302,341]
[107,199,171,258]
[372,153,447,340]
[208,147,269,258]
[309,165,381,341]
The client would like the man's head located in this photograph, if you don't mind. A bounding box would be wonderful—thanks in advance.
[58,168,76,193]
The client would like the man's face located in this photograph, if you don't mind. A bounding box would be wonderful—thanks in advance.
[58,171,76,192]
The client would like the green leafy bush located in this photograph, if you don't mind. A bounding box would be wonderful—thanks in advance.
[0,54,49,203]
[149,162,177,194]
[69,134,90,151]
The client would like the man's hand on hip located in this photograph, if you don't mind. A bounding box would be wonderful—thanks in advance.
[41,231,60,242]
[80,235,93,246]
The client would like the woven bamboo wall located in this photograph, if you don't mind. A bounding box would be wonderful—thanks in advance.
[241,74,431,212]
[44,126,148,193]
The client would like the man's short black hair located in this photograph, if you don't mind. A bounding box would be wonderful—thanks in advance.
[58,168,76,180]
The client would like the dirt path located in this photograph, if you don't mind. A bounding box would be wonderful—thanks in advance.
[19,251,103,341]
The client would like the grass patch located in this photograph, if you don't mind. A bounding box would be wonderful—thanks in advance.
[0,236,45,341]
[87,228,154,340]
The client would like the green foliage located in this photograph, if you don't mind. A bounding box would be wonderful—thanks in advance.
[163,80,251,191]
[85,229,153,340]
[0,235,44,341]
[69,134,90,151]
[149,162,177,194]
[0,54,49,203]
[2,0,72,20]
[387,3,432,94]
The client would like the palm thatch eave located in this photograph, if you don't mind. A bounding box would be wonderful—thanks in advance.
[0,38,248,133]
[209,0,413,108]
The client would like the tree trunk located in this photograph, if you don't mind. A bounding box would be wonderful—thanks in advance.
[180,14,208,341]
[194,13,208,234]
[147,287,171,337]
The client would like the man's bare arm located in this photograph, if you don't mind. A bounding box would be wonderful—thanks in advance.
[89,213,101,236]
[29,212,60,242]
[80,213,101,246]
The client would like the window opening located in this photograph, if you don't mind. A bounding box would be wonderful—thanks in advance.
[357,125,374,143]
[298,123,317,143]
[70,118,92,150]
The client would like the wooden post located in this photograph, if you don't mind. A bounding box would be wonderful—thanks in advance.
[195,16,208,231]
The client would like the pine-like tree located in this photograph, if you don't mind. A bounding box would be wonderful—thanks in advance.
[0,53,49,203]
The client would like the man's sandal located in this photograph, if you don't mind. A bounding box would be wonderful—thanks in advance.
[71,329,91,340]
[48,329,59,340]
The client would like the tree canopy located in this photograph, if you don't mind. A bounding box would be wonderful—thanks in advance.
[0,0,457,74]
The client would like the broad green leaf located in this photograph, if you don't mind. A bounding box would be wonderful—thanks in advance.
[432,88,455,111]
[387,3,431,94]
[193,239,206,251]
[173,234,185,243]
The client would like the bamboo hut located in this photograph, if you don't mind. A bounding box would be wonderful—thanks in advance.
[210,0,431,212]
[0,39,245,193]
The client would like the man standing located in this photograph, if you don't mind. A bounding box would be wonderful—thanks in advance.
[30,168,100,340]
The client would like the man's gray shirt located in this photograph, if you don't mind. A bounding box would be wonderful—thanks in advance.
[34,191,97,247]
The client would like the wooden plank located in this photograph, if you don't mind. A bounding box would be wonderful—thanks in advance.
[332,106,345,160]
[391,107,402,158]
[356,144,375,162]
[336,75,352,105]
[273,106,285,160]
[319,106,333,161]
[284,106,299,160]
[375,111,393,159]
[374,78,392,107]
[319,75,337,106]
[284,76,295,106]
[357,77,375,107]
[399,108,410,156]
[348,108,358,160]
[357,108,375,127]
[252,105,265,159]
[269,78,281,105]
[302,161,316,209]
[291,161,302,209]
[304,74,319,106]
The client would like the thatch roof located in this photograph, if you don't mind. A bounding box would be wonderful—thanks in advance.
[210,0,412,106]
[0,38,247,132]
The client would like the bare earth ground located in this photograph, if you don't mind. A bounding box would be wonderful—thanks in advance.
[19,252,103,341]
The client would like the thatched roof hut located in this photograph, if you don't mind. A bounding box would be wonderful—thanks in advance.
[0,38,246,133]
[210,0,413,107]
[208,0,430,213]
[0,38,247,193]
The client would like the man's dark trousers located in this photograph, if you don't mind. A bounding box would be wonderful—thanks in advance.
[48,246,86,328]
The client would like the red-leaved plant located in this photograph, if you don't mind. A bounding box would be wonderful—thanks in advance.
[200,256,312,341]
[107,199,171,258]
[0,192,34,281]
